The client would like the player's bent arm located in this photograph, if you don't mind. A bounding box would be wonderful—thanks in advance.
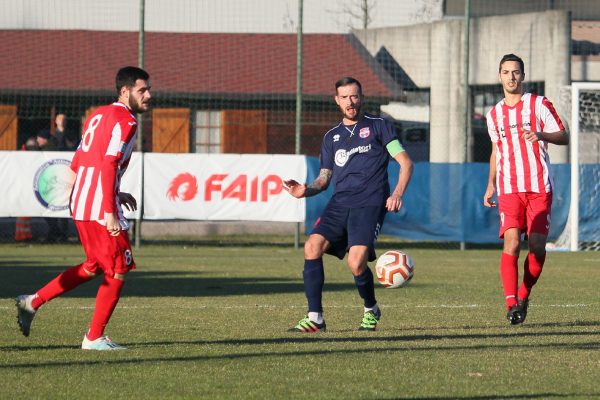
[390,150,413,198]
[305,168,332,197]
[283,168,332,198]
[100,155,120,214]
[523,129,569,145]
[387,150,413,212]
[539,130,569,145]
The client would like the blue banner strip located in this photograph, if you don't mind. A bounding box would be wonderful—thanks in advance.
[306,157,570,244]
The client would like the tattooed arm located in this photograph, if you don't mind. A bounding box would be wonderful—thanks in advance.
[283,168,333,198]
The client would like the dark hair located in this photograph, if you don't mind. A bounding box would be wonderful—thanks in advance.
[499,54,524,74]
[115,66,149,95]
[335,77,362,94]
[37,129,50,139]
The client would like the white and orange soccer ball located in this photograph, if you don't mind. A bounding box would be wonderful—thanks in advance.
[375,250,414,288]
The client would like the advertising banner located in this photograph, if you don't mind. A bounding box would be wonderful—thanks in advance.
[0,151,141,219]
[143,153,306,222]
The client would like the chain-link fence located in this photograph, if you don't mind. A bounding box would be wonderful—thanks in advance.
[1,0,600,246]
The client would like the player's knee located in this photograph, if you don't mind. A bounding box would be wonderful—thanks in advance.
[348,262,366,277]
[304,240,324,259]
[502,237,520,255]
[82,267,97,277]
[347,255,367,276]
[528,241,546,255]
[113,272,127,281]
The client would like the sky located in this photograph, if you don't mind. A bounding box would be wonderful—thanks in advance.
[0,0,442,33]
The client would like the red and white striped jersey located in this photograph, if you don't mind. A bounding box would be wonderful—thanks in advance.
[70,102,137,225]
[486,93,564,195]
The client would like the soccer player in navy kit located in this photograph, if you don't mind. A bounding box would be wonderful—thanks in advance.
[284,77,413,332]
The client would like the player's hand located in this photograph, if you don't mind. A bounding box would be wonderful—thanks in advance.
[522,130,542,143]
[283,179,307,198]
[483,185,496,208]
[386,194,403,212]
[119,192,137,212]
[105,212,121,236]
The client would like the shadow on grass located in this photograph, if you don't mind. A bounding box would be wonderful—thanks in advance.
[4,327,599,353]
[108,329,600,348]
[3,262,400,298]
[1,246,436,297]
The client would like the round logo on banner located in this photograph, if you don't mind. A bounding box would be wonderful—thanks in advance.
[33,159,74,211]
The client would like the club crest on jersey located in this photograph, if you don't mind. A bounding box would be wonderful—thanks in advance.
[333,134,340,142]
[359,127,370,138]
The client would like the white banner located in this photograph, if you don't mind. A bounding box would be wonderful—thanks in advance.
[0,151,141,219]
[143,154,306,222]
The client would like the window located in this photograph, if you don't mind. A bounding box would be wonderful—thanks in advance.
[193,110,221,153]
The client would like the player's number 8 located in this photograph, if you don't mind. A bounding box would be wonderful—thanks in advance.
[123,249,133,266]
[81,114,102,152]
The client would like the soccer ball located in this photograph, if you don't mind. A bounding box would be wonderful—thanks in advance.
[375,250,414,288]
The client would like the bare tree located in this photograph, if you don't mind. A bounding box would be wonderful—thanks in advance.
[282,1,296,32]
[327,0,377,31]
[411,0,442,23]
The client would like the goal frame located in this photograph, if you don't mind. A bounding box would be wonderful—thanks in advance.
[569,82,600,251]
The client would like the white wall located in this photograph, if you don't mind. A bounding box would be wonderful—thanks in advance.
[355,10,575,163]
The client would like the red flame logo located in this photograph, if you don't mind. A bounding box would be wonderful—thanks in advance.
[167,173,199,201]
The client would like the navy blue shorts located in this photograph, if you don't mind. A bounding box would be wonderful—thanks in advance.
[311,202,387,262]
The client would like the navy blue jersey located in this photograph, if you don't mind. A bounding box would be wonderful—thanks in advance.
[320,113,399,207]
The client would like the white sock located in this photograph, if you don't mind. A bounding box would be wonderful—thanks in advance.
[364,303,379,314]
[308,311,323,324]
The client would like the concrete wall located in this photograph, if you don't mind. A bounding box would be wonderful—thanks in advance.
[572,58,600,81]
[354,10,573,163]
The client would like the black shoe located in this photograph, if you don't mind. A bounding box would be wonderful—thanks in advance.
[506,304,524,325]
[518,297,529,323]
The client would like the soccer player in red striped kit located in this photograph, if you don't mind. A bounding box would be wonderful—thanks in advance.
[483,54,568,325]
[16,66,151,349]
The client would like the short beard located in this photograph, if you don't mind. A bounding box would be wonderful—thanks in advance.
[342,108,360,121]
[130,99,147,114]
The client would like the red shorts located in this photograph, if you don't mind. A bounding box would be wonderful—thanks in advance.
[497,192,552,238]
[75,220,136,277]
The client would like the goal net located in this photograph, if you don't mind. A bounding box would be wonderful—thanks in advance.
[552,82,600,251]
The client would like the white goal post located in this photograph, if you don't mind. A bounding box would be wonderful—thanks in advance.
[568,82,600,251]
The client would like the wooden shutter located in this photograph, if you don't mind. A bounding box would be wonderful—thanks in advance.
[0,105,18,150]
[152,108,190,153]
[222,110,267,153]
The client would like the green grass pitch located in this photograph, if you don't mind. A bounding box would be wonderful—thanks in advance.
[1,240,599,399]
